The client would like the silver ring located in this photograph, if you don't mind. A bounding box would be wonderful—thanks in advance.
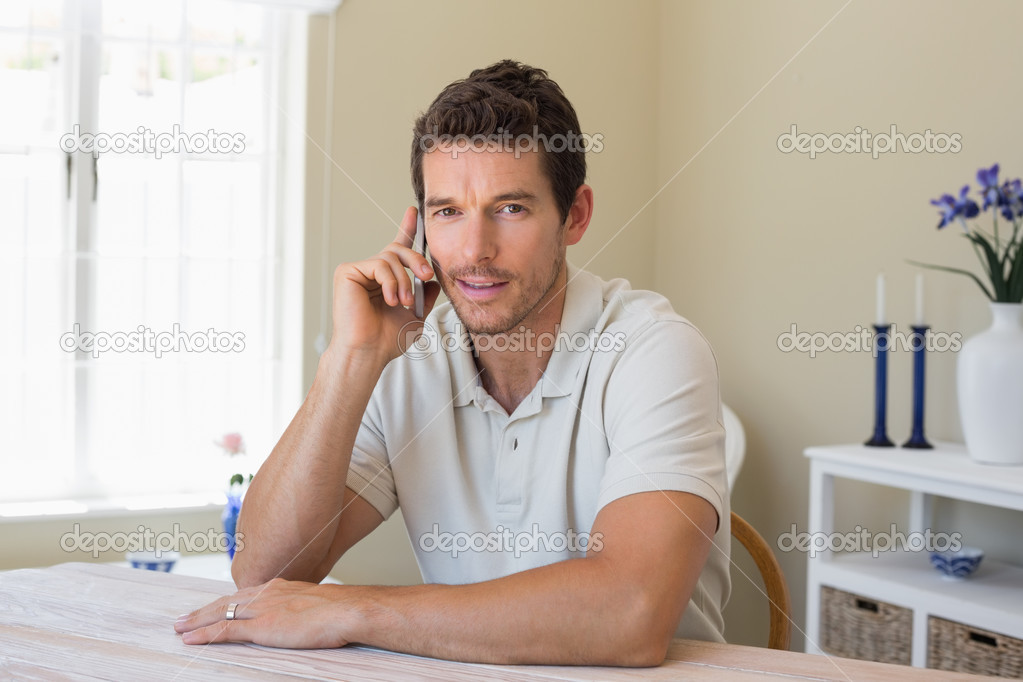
[225,603,239,621]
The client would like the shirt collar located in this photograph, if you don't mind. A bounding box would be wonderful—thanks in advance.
[445,320,483,407]
[538,262,604,398]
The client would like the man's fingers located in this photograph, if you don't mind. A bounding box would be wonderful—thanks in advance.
[379,254,415,307]
[375,251,416,307]
[174,591,260,634]
[347,250,434,310]
[394,205,418,248]
[390,205,433,279]
[344,258,401,307]
[181,619,251,645]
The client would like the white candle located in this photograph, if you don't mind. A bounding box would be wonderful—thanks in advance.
[915,273,925,326]
[876,273,886,326]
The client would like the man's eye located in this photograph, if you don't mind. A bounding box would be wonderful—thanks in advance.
[501,204,524,214]
[438,207,457,217]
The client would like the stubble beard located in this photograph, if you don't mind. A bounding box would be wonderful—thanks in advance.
[437,250,566,337]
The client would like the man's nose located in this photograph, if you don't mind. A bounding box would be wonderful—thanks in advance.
[460,213,497,264]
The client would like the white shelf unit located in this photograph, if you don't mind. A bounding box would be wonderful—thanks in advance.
[804,443,1023,668]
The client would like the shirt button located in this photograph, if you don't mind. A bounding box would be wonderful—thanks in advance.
[513,438,518,450]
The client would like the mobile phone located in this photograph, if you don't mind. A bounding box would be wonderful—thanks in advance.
[413,211,425,318]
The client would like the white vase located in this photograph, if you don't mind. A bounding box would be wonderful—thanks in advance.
[957,302,1023,465]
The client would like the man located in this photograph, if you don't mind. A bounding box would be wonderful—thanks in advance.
[176,60,730,666]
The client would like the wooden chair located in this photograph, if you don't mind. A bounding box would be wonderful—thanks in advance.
[730,511,792,650]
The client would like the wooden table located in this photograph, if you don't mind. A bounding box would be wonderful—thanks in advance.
[0,563,982,680]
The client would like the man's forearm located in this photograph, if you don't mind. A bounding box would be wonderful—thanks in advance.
[232,347,386,586]
[341,492,718,666]
[178,491,717,664]
[346,555,683,666]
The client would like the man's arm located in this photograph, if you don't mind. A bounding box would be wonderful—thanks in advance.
[177,489,718,667]
[229,351,384,586]
[231,207,439,587]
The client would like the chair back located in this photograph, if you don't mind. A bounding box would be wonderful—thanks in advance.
[730,511,792,650]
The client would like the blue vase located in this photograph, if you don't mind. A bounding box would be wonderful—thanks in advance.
[222,493,243,560]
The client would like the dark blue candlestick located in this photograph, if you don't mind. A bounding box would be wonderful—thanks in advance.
[903,325,933,449]
[865,324,894,447]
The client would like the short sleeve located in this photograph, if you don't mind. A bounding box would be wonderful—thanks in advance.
[596,320,726,529]
[346,388,400,520]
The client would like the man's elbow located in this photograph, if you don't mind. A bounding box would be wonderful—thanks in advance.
[603,591,678,667]
[230,547,283,588]
[231,549,333,588]
[602,629,672,667]
[613,637,671,667]
[230,553,263,588]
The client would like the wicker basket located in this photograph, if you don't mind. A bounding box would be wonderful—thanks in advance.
[928,617,1023,678]
[819,586,912,665]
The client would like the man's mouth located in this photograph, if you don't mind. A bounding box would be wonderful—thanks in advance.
[456,279,509,299]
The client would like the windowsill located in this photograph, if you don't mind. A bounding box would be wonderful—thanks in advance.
[0,493,228,524]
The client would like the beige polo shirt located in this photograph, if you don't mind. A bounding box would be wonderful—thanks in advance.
[346,264,731,642]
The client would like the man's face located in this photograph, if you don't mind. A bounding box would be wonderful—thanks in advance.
[422,147,568,336]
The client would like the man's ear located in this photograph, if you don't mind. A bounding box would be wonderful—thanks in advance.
[563,184,593,246]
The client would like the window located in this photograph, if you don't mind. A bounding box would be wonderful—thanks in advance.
[0,0,310,509]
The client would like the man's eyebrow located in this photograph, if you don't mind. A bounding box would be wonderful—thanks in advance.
[493,190,538,204]
[424,190,539,209]
[424,196,455,209]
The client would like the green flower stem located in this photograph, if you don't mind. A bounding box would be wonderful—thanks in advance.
[965,232,992,283]
[907,259,995,301]
[993,211,1000,256]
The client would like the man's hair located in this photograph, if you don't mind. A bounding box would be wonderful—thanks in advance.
[411,60,587,224]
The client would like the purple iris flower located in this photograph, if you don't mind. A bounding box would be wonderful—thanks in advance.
[931,185,979,229]
[1000,179,1023,221]
[977,163,1002,210]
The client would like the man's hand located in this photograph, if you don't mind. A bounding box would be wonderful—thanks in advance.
[175,579,358,649]
[329,205,441,364]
